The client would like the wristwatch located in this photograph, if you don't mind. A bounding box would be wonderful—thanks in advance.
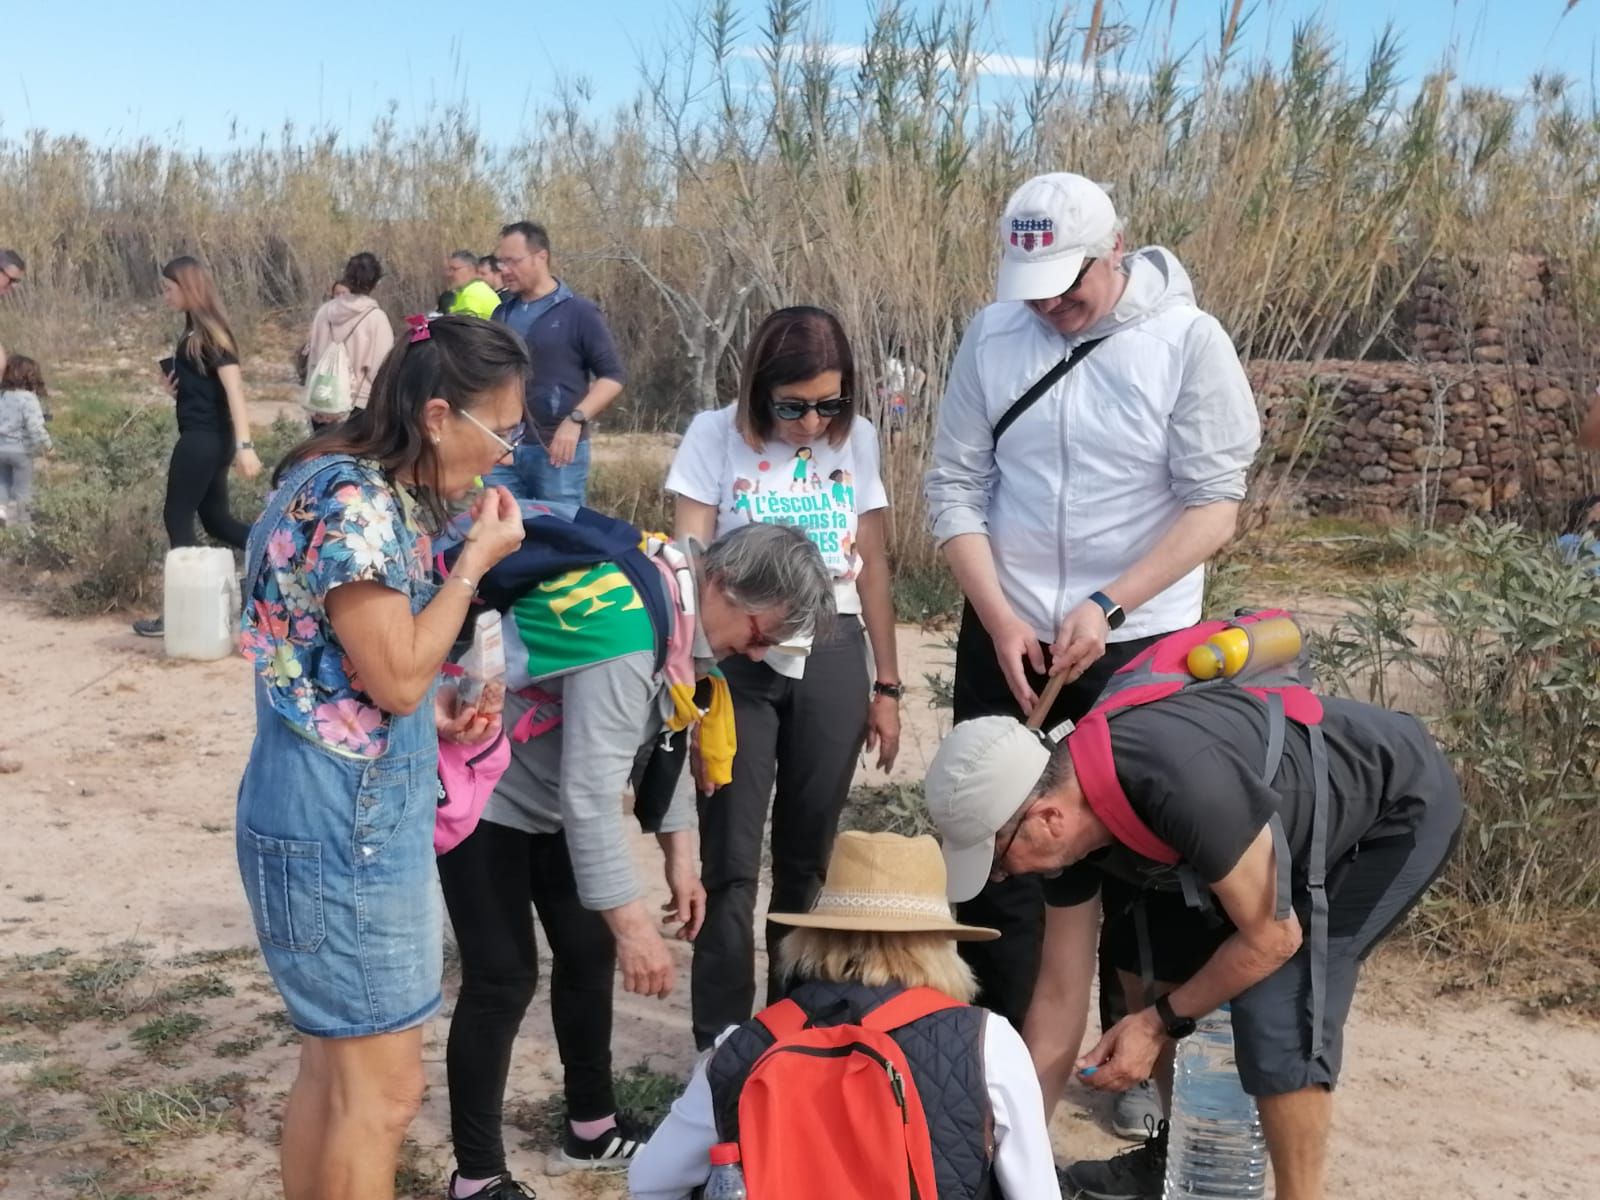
[1154,994,1197,1040]
[566,409,589,426]
[236,441,254,450]
[872,681,905,701]
[1088,590,1126,630]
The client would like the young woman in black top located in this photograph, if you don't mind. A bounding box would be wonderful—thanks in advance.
[132,256,261,637]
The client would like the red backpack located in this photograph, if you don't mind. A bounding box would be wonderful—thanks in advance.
[729,987,962,1199]
[1063,609,1335,1057]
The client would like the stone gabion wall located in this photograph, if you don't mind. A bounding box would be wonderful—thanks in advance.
[1404,254,1585,369]
[1250,360,1597,523]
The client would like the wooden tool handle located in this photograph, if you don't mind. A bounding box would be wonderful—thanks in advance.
[1025,672,1067,730]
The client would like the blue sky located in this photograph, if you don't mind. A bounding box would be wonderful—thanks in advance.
[3,1,1595,149]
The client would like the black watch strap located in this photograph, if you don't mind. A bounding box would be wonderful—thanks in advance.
[1154,993,1196,1039]
[872,681,904,700]
[1089,590,1126,630]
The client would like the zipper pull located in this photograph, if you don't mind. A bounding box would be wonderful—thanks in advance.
[889,1065,908,1121]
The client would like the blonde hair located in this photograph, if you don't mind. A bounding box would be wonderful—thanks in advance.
[162,256,239,365]
[777,929,978,1003]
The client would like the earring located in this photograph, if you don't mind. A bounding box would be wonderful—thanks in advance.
[431,434,441,445]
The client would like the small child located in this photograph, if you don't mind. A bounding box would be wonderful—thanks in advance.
[0,354,52,526]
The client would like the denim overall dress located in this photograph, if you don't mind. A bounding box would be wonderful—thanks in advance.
[235,454,443,1038]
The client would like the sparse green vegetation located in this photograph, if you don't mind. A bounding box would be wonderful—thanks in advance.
[97,1083,227,1146]
[23,1062,86,1093]
[129,1012,207,1059]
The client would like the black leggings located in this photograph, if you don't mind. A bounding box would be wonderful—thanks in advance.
[163,430,249,550]
[436,819,618,1177]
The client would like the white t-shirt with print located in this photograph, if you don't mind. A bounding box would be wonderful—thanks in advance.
[666,405,889,677]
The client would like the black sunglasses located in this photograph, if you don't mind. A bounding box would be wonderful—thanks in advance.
[1027,258,1098,309]
[772,395,851,422]
[991,802,1035,882]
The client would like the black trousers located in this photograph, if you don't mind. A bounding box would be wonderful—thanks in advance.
[437,819,618,1176]
[163,430,249,549]
[951,603,1164,1030]
[690,616,870,1049]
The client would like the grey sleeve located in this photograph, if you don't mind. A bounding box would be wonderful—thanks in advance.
[1168,315,1261,506]
[556,652,660,911]
[923,319,997,544]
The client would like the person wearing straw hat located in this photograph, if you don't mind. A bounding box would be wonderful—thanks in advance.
[628,831,1062,1200]
[923,696,1463,1200]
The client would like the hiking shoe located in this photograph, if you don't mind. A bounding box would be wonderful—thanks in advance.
[1060,1117,1168,1199]
[1112,1078,1164,1140]
[445,1172,535,1200]
[132,616,164,638]
[559,1114,650,1170]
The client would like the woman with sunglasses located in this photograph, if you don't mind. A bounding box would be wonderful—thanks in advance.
[235,315,528,1198]
[665,304,903,1051]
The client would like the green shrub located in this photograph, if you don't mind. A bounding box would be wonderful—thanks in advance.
[1310,519,1600,953]
[1,408,306,615]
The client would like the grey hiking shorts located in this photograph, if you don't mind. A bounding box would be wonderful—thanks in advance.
[1230,758,1464,1097]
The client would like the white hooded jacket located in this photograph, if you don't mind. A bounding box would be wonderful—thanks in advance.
[924,247,1260,643]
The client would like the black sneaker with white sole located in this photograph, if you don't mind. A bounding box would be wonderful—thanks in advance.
[1059,1117,1168,1199]
[444,1172,535,1200]
[132,616,164,638]
[559,1114,649,1170]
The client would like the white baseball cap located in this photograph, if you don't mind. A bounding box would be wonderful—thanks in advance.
[995,173,1118,303]
[924,717,1053,903]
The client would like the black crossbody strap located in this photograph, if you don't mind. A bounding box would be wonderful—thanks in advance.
[992,336,1106,444]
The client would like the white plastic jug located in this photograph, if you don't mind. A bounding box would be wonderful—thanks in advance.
[162,547,240,661]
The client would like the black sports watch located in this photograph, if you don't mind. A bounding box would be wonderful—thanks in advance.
[567,408,589,426]
[1154,994,1197,1040]
[872,681,905,701]
[1089,590,1126,631]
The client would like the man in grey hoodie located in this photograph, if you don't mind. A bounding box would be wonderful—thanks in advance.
[924,173,1260,1197]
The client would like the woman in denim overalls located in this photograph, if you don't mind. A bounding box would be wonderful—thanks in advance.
[236,315,529,1198]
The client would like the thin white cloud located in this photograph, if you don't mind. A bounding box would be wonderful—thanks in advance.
[733,43,1148,86]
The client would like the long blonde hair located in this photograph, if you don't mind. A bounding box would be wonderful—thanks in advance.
[163,256,238,365]
[777,929,978,1003]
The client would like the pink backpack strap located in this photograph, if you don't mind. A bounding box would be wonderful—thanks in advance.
[1066,711,1182,865]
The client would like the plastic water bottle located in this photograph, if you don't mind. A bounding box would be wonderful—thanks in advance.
[706,1141,748,1199]
[1163,1006,1267,1199]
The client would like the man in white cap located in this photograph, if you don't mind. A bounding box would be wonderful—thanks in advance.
[923,172,1260,1138]
[922,697,1463,1200]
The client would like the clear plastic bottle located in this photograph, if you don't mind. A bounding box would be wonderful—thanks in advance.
[706,1141,748,1200]
[1163,1006,1267,1199]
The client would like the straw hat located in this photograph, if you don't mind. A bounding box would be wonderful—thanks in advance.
[768,831,999,941]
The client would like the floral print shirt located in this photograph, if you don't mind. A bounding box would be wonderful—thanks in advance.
[241,458,434,757]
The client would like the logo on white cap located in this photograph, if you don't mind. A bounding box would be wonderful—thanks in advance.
[1009,216,1055,254]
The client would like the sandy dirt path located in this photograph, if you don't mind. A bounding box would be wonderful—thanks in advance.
[1,603,1596,1198]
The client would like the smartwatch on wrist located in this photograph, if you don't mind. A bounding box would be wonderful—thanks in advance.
[872,681,904,701]
[1088,590,1126,631]
[1154,993,1197,1040]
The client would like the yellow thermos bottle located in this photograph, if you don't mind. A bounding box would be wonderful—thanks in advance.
[1186,616,1304,681]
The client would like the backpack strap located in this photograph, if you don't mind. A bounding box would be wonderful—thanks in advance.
[754,997,811,1041]
[992,337,1106,443]
[1306,724,1332,1058]
[858,986,965,1033]
[1260,690,1288,787]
